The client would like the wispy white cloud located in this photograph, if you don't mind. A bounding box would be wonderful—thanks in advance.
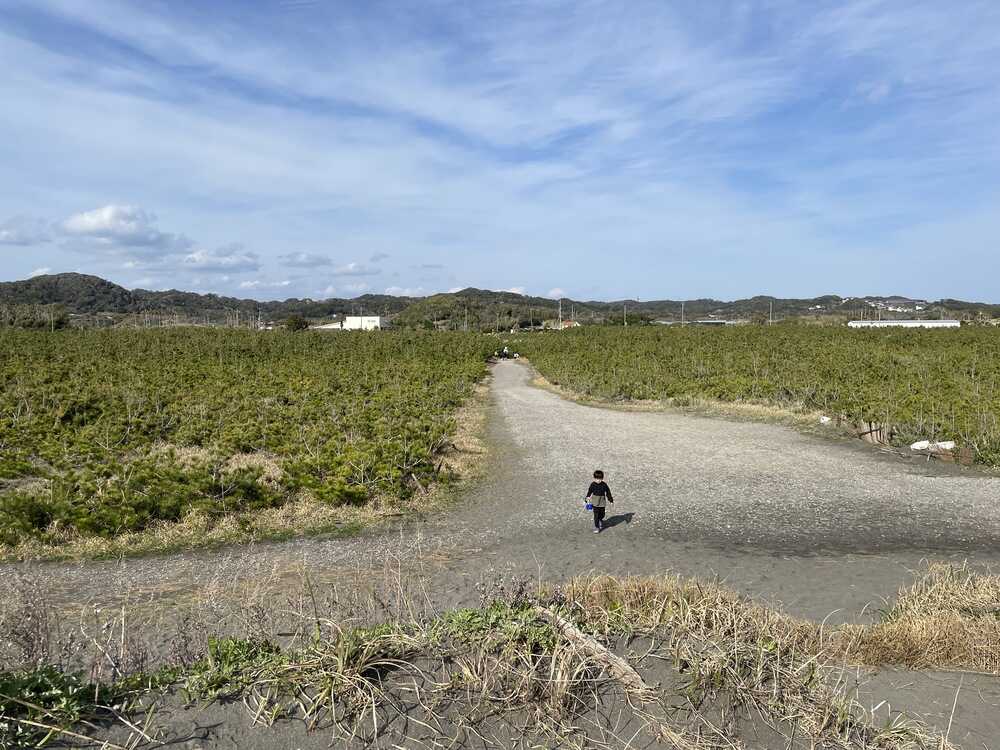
[0,216,51,246]
[332,262,380,277]
[182,245,260,273]
[28,266,51,278]
[280,251,332,268]
[384,285,426,296]
[239,279,291,290]
[62,205,191,253]
[315,281,372,298]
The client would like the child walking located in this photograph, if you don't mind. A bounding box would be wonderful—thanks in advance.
[586,470,614,533]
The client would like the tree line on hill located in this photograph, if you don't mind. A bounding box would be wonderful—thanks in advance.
[1,273,997,330]
[0,273,413,326]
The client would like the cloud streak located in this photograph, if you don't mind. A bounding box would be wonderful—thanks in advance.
[332,262,380,277]
[182,245,260,274]
[280,251,333,268]
[0,215,51,246]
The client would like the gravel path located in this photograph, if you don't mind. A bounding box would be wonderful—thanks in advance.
[6,360,1000,622]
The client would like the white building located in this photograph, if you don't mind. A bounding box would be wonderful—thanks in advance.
[312,315,384,331]
[847,319,960,329]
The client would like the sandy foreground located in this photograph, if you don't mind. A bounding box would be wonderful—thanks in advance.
[5,360,1000,747]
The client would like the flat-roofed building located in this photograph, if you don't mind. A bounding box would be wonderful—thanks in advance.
[313,316,384,331]
[847,319,960,329]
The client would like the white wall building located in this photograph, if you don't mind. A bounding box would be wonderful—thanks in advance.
[847,319,960,329]
[314,316,383,331]
[345,315,382,330]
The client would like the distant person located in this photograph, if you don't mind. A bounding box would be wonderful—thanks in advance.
[585,470,614,533]
[502,345,510,359]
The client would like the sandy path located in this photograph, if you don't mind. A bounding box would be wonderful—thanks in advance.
[5,360,1000,623]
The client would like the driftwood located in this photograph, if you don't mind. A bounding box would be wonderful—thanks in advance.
[534,606,653,696]
[534,606,711,749]
[409,472,427,495]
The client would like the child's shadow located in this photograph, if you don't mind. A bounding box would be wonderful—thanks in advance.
[602,512,634,530]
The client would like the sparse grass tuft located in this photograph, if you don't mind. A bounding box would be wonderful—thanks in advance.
[841,563,1000,673]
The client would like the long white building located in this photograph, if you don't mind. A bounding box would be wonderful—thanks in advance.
[847,319,960,329]
[313,316,384,331]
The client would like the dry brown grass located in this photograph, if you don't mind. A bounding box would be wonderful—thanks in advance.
[840,563,1000,673]
[554,572,976,749]
[885,561,1000,620]
[1,496,371,562]
[430,378,492,489]
[147,442,214,468]
[223,451,284,488]
[561,573,824,652]
[561,564,1000,677]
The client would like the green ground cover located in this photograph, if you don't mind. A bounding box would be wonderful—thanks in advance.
[0,329,492,548]
[518,325,1000,466]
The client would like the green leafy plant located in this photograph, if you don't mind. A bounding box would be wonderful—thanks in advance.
[0,667,126,748]
[521,326,1000,465]
[0,329,493,547]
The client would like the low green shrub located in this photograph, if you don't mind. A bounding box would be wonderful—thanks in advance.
[0,667,124,748]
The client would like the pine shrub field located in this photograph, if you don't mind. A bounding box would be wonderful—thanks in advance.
[519,325,1000,467]
[0,329,492,546]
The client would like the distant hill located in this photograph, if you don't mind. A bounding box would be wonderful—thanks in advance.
[0,274,413,324]
[1,273,997,328]
[0,273,134,312]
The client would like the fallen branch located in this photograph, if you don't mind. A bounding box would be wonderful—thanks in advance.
[410,473,427,495]
[534,606,653,697]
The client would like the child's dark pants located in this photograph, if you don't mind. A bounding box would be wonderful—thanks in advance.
[593,506,606,528]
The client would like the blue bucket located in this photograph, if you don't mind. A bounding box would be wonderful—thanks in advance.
[585,502,593,511]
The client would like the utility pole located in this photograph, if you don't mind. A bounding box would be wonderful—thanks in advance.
[769,300,773,325]
[623,301,627,327]
[558,299,562,330]
[681,300,685,324]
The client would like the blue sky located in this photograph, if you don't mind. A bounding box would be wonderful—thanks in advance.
[0,0,998,301]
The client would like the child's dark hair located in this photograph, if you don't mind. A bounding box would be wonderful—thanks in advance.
[593,470,604,479]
